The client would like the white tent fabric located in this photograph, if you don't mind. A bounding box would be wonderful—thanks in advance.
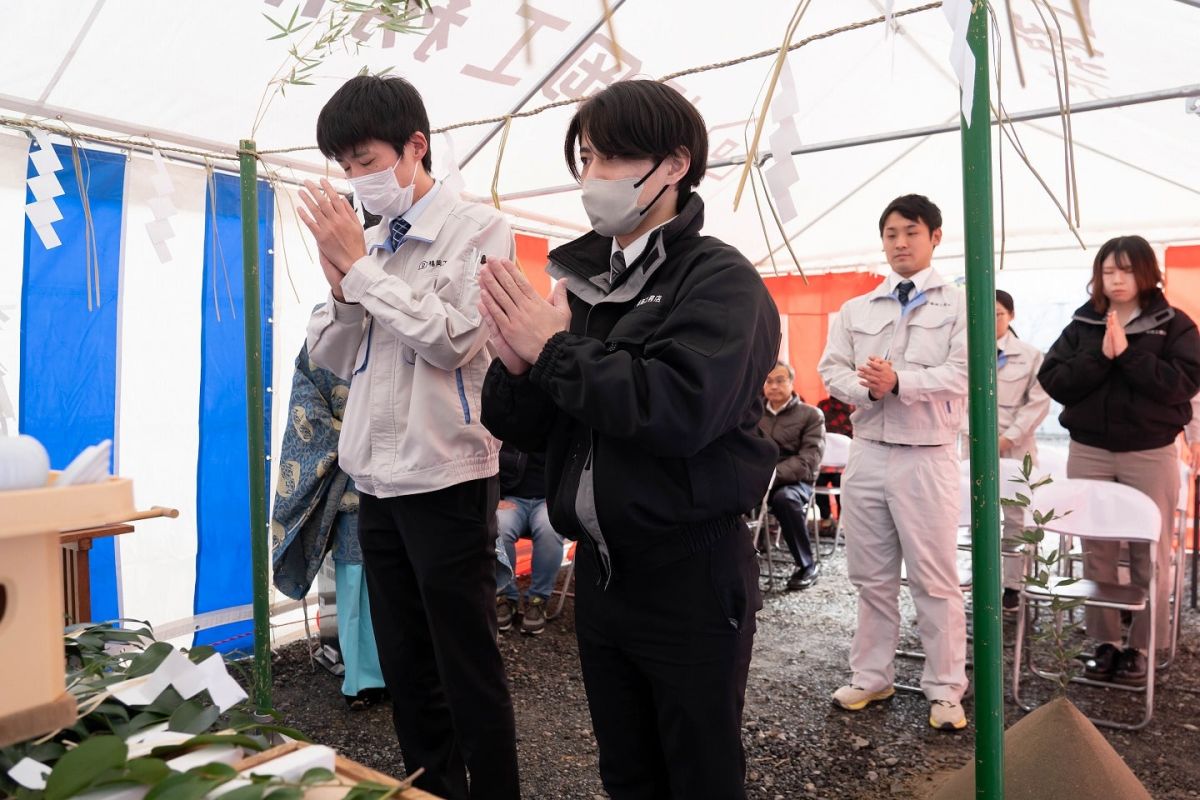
[0,0,1197,637]
[2,0,1196,270]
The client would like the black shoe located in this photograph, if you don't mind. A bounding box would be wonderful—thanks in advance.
[1082,643,1121,680]
[344,687,389,711]
[1114,648,1148,685]
[787,563,821,591]
[521,596,547,635]
[496,597,517,632]
[1002,588,1020,612]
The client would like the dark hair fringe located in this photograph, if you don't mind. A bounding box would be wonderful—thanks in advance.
[564,80,708,210]
[878,194,943,235]
[316,75,433,172]
[1087,235,1162,312]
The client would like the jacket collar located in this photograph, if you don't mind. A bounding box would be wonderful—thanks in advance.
[547,193,706,306]
[364,181,457,251]
[1071,288,1175,334]
[867,266,948,302]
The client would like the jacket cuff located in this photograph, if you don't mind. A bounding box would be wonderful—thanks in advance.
[530,331,571,388]
[340,255,387,304]
[328,292,366,322]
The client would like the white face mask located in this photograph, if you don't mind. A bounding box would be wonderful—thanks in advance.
[349,157,417,221]
[580,158,670,237]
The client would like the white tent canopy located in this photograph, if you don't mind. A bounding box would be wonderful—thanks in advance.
[2,0,1198,272]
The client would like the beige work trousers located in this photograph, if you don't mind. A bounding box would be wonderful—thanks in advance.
[842,439,968,702]
[1067,441,1178,652]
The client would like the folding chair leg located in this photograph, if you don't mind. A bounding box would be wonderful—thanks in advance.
[547,560,574,621]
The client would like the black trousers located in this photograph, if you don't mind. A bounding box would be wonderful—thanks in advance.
[574,523,760,800]
[769,483,815,570]
[358,478,520,800]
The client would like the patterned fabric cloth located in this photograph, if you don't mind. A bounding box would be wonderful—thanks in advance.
[817,395,855,439]
[271,338,361,600]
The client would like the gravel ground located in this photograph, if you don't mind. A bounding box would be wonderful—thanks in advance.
[270,551,1200,799]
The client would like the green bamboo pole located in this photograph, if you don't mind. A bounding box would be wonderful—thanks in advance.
[239,138,272,712]
[959,8,1004,799]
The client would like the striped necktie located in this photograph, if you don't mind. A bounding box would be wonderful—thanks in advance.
[897,279,915,306]
[389,217,412,251]
[610,250,628,285]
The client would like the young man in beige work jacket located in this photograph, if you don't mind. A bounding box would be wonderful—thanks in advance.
[298,75,519,800]
[818,194,970,732]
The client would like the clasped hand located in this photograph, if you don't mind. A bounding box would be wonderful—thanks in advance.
[297,179,368,301]
[478,258,571,375]
[1101,311,1128,359]
[858,356,897,400]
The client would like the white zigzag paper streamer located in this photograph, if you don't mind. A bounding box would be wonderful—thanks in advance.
[147,148,178,263]
[26,131,65,249]
[944,0,976,126]
[764,59,803,224]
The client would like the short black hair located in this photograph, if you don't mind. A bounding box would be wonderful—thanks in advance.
[995,289,1015,315]
[564,80,708,207]
[316,75,432,172]
[878,194,942,236]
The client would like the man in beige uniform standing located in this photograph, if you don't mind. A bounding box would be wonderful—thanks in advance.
[818,194,969,731]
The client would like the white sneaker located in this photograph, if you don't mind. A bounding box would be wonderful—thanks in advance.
[831,684,895,711]
[929,699,968,731]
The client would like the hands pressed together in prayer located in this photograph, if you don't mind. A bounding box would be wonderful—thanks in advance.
[1101,311,1129,359]
[478,258,571,375]
[297,179,368,303]
[858,355,898,401]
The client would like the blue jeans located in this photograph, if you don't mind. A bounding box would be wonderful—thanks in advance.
[496,496,564,602]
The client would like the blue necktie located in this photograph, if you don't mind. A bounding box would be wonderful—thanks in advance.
[897,280,915,306]
[389,217,411,251]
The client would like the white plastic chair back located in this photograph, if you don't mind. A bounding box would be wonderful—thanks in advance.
[821,432,852,469]
[1027,478,1161,547]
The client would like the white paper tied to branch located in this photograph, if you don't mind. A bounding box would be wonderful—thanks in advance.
[146,148,178,263]
[764,58,803,224]
[26,130,65,250]
[944,0,976,126]
[107,647,248,712]
[7,758,51,790]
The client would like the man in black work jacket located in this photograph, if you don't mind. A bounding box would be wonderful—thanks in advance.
[476,80,780,800]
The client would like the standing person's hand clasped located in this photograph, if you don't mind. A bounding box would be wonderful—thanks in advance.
[478,258,571,375]
[1102,311,1128,359]
[298,179,369,302]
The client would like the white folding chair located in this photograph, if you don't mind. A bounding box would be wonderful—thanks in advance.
[1011,478,1162,730]
[809,432,851,555]
[1164,462,1192,667]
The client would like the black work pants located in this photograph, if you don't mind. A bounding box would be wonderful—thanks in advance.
[769,483,815,570]
[358,478,520,800]
[574,522,760,799]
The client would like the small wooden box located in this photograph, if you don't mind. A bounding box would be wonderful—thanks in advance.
[0,476,136,747]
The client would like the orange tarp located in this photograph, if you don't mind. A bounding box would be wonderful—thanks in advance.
[764,272,885,403]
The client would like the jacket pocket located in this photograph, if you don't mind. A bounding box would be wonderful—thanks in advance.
[997,369,1027,408]
[849,314,892,363]
[904,311,955,366]
[604,307,668,354]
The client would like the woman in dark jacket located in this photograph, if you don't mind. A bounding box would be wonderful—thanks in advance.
[1038,235,1200,684]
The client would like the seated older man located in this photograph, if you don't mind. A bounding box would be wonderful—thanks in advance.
[759,361,826,591]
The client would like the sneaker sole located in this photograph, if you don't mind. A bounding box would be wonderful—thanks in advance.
[930,715,968,731]
[832,687,895,711]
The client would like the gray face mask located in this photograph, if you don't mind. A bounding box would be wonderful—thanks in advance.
[580,158,670,237]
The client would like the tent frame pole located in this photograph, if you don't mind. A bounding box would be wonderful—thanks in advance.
[961,8,1003,799]
[239,138,272,713]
